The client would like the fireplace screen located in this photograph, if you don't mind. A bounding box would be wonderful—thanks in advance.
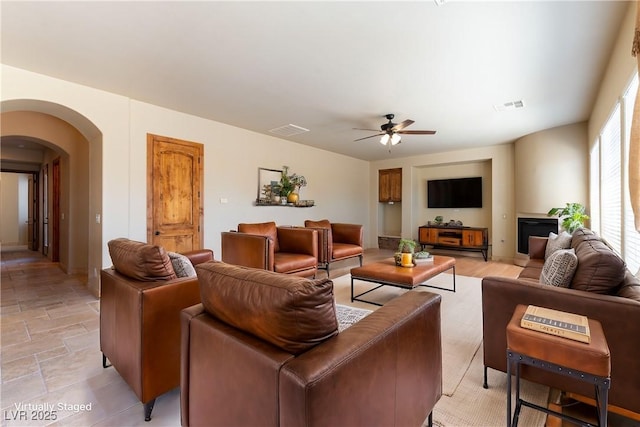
[518,218,559,254]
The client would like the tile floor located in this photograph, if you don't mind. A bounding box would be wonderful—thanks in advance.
[1,250,179,426]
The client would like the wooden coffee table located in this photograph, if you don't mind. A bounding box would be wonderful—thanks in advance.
[350,256,456,306]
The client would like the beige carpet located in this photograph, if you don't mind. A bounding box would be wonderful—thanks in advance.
[332,272,548,427]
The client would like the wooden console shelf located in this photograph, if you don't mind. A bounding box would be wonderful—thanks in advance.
[419,225,489,261]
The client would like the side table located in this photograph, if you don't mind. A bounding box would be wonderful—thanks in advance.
[506,304,611,427]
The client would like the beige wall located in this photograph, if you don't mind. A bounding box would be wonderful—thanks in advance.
[1,0,635,279]
[1,64,370,297]
[370,143,515,261]
[1,111,90,275]
[0,173,28,247]
[514,122,588,217]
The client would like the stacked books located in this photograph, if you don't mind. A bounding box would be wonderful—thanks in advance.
[520,305,591,343]
[413,254,434,265]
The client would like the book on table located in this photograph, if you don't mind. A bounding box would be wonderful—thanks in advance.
[520,305,591,343]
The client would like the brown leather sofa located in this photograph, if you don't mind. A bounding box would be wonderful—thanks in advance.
[221,221,318,277]
[482,228,640,415]
[304,219,364,276]
[100,238,214,421]
[181,261,443,427]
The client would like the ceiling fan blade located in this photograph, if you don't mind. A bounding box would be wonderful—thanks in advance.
[353,128,380,132]
[354,133,384,142]
[396,130,437,135]
[391,119,415,131]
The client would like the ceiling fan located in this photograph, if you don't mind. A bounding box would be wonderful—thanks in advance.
[354,114,436,150]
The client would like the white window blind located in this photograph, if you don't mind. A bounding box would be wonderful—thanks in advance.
[623,74,640,274]
[600,103,622,254]
[590,140,600,234]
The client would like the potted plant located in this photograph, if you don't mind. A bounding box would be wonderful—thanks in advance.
[280,166,307,203]
[395,238,417,266]
[547,202,589,233]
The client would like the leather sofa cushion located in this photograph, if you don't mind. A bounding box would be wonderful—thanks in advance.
[239,221,279,252]
[617,271,640,302]
[196,261,338,355]
[571,229,626,294]
[107,238,177,281]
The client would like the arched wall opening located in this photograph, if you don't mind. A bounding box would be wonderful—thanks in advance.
[1,100,103,297]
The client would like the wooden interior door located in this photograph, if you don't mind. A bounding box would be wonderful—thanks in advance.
[27,172,38,251]
[147,134,204,253]
[51,158,60,262]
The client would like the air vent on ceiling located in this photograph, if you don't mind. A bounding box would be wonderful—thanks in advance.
[268,124,310,137]
[494,100,525,112]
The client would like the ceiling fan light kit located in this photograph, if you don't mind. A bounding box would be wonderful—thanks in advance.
[354,113,436,151]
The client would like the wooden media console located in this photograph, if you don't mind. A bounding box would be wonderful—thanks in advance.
[418,225,489,261]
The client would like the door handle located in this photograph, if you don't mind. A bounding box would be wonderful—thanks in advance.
[155,231,160,236]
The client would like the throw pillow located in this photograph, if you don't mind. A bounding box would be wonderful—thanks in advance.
[540,248,578,287]
[545,231,572,260]
[168,252,196,278]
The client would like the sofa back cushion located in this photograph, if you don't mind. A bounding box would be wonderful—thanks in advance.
[239,221,279,252]
[196,261,338,355]
[107,238,177,281]
[570,228,627,294]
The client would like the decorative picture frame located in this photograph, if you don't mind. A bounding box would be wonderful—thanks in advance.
[257,167,282,203]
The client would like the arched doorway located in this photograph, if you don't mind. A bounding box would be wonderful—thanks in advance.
[1,100,103,297]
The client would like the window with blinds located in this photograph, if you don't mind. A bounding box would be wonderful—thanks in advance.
[591,72,639,274]
[600,104,622,254]
[623,74,640,274]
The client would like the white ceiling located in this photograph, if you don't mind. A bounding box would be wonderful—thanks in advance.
[0,1,630,161]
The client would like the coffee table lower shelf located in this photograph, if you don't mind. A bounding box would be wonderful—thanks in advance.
[350,256,456,306]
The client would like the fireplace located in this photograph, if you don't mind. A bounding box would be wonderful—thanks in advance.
[517,217,558,254]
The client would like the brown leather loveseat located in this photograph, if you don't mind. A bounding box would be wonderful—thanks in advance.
[481,228,640,416]
[304,219,364,276]
[221,221,318,277]
[100,238,214,421]
[181,261,443,427]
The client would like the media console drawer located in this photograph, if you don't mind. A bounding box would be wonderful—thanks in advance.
[438,237,461,246]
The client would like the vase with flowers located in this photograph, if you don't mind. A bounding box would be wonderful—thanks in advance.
[280,165,307,204]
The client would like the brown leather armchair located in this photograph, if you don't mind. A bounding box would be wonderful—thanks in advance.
[221,221,318,278]
[304,219,364,276]
[181,261,443,427]
[100,238,214,421]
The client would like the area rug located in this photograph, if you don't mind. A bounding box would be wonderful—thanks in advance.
[332,272,548,426]
[331,272,482,397]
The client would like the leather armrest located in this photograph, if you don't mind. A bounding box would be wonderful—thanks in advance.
[277,227,318,258]
[528,236,548,260]
[331,223,363,247]
[182,249,214,266]
[221,231,274,270]
[180,303,206,427]
[304,227,330,264]
[280,291,442,425]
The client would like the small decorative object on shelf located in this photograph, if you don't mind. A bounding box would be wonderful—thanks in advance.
[256,166,311,206]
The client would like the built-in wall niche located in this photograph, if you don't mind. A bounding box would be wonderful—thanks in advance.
[415,160,492,230]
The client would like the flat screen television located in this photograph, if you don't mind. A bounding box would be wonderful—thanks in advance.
[427,177,482,208]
